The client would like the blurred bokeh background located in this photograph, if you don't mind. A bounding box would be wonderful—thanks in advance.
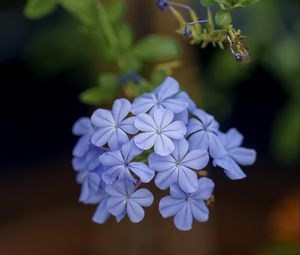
[0,0,299,254]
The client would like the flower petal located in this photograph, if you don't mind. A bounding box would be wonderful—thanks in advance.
[161,98,188,113]
[191,177,215,200]
[172,139,189,161]
[127,200,145,223]
[159,196,185,218]
[108,128,128,149]
[148,153,176,172]
[178,166,198,193]
[213,157,246,180]
[72,134,91,157]
[99,151,124,166]
[187,118,203,135]
[176,91,196,112]
[131,93,156,115]
[173,110,189,125]
[91,127,114,147]
[129,162,155,183]
[92,197,110,224]
[131,189,154,207]
[170,184,187,198]
[135,113,156,132]
[155,167,178,190]
[153,108,174,129]
[101,165,125,184]
[188,131,209,151]
[174,203,193,231]
[192,109,215,126]
[72,117,93,136]
[121,139,143,162]
[106,197,126,216]
[229,147,256,166]
[105,182,126,197]
[112,98,131,123]
[120,116,138,134]
[221,128,244,149]
[134,132,157,150]
[182,149,209,170]
[154,134,175,156]
[91,109,114,128]
[156,76,179,101]
[190,200,209,222]
[208,133,227,158]
[163,121,186,139]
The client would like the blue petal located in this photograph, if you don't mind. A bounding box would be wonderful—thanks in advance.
[105,182,125,197]
[108,128,128,149]
[72,117,93,136]
[112,98,131,123]
[120,116,138,134]
[191,177,215,200]
[159,196,185,218]
[161,98,188,113]
[178,166,198,193]
[126,200,145,223]
[148,153,175,172]
[135,113,156,131]
[92,196,110,224]
[182,149,209,170]
[129,162,155,183]
[229,147,256,166]
[176,91,196,112]
[220,128,244,149]
[101,165,125,184]
[131,189,154,207]
[172,139,189,161]
[91,127,114,147]
[192,109,215,126]
[131,93,156,115]
[174,203,193,231]
[134,132,157,150]
[72,134,91,157]
[213,157,246,180]
[190,200,209,222]
[154,134,175,156]
[208,133,227,158]
[162,121,186,139]
[155,167,178,190]
[188,131,209,150]
[91,109,114,128]
[116,210,126,222]
[156,76,179,101]
[79,180,90,202]
[170,183,187,198]
[173,110,189,125]
[121,139,143,162]
[107,197,126,216]
[99,151,124,166]
[153,108,174,129]
[187,118,203,135]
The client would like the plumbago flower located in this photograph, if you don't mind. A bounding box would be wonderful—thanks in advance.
[212,128,257,180]
[71,76,257,231]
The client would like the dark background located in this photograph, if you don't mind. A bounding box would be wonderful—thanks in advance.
[0,0,299,255]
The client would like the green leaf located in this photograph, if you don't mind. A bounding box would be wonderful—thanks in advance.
[215,10,232,27]
[80,73,119,105]
[116,23,134,50]
[59,0,99,25]
[200,0,215,7]
[24,0,58,19]
[132,35,180,62]
[105,0,126,23]
[244,0,260,5]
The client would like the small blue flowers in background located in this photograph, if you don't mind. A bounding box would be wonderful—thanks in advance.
[71,76,256,231]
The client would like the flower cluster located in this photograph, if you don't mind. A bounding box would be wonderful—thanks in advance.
[72,77,256,231]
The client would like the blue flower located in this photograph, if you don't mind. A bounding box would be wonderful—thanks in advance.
[105,181,154,223]
[131,77,188,115]
[91,98,138,149]
[134,108,187,156]
[149,139,209,193]
[173,91,197,124]
[99,139,155,184]
[156,0,169,11]
[187,109,226,157]
[212,128,256,180]
[159,177,214,231]
[72,117,94,157]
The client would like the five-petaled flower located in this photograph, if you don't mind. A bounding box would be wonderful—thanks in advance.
[131,77,188,115]
[99,139,155,184]
[149,139,209,193]
[91,98,137,149]
[134,108,187,156]
[187,109,226,157]
[106,181,154,223]
[159,177,215,231]
[212,128,256,180]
